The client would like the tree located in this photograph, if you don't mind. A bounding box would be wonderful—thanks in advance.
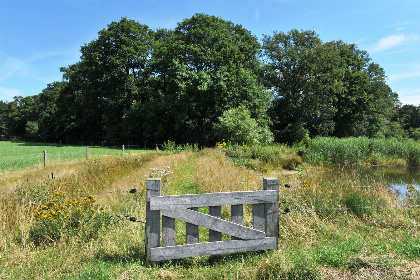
[59,17,154,143]
[398,104,420,139]
[0,100,8,138]
[148,13,272,144]
[6,95,38,140]
[263,30,337,141]
[263,30,400,140]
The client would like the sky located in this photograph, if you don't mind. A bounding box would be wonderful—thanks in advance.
[0,0,419,105]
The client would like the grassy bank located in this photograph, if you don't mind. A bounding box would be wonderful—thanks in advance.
[305,137,420,166]
[1,146,419,279]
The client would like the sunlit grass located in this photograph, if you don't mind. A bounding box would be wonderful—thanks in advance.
[0,147,419,279]
[0,141,152,171]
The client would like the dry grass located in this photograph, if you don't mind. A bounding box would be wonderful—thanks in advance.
[0,148,419,279]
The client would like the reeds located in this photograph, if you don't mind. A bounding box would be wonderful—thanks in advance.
[306,137,420,166]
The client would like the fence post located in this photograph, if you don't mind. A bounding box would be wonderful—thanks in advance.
[43,150,47,167]
[145,178,161,265]
[122,145,125,154]
[86,147,89,160]
[263,177,280,248]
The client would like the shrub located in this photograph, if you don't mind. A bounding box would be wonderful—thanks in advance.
[213,105,273,144]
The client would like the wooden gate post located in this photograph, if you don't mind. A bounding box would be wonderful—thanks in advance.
[145,178,161,264]
[263,177,280,248]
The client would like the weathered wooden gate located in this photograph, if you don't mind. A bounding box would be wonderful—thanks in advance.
[145,177,279,263]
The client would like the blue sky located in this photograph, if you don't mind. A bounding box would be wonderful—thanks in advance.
[1,0,419,105]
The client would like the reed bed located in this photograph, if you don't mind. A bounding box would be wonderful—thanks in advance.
[305,137,420,166]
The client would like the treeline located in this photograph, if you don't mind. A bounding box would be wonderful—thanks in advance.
[0,14,419,145]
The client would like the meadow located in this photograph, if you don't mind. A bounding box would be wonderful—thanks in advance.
[0,141,150,171]
[0,141,419,279]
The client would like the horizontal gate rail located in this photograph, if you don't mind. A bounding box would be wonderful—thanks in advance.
[145,177,280,264]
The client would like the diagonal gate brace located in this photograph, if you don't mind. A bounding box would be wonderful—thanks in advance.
[162,208,266,240]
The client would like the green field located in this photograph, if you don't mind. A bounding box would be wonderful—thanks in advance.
[0,141,150,171]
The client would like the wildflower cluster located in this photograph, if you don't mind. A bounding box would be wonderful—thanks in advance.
[35,192,104,223]
[148,166,173,178]
[30,192,109,246]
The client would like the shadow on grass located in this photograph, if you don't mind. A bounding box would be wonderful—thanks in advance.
[158,250,267,268]
[94,245,145,264]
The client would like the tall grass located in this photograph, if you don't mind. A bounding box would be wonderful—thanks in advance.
[1,148,419,279]
[305,137,420,166]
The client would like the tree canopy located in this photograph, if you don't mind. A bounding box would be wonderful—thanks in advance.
[1,14,415,145]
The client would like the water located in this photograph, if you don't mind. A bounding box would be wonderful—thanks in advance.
[324,166,420,200]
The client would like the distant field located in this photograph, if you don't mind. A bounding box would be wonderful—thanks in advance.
[0,141,151,171]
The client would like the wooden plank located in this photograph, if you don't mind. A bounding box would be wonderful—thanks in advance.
[263,177,279,248]
[162,216,175,247]
[186,207,199,244]
[150,237,277,262]
[145,179,161,264]
[231,204,243,240]
[209,206,222,242]
[150,190,277,210]
[253,204,265,231]
[162,208,265,239]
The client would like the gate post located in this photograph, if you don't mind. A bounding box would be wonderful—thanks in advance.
[145,178,161,264]
[263,177,280,248]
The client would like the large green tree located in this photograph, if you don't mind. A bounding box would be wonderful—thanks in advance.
[59,17,154,143]
[142,13,272,144]
[263,29,399,141]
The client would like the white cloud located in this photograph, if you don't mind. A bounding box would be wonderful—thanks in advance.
[255,7,260,20]
[0,53,33,81]
[0,86,21,101]
[396,88,420,105]
[372,34,418,52]
[388,62,420,82]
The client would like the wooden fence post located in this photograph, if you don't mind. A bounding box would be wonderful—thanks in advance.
[86,147,89,160]
[43,150,47,167]
[145,178,161,264]
[263,177,280,248]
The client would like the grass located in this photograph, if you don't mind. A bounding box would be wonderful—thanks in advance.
[0,142,419,279]
[0,141,152,171]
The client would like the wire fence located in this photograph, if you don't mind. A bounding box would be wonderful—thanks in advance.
[1,182,419,228]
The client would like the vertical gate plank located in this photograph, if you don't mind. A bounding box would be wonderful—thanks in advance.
[209,206,222,241]
[186,207,199,243]
[253,204,265,231]
[231,204,243,240]
[264,177,280,248]
[162,216,176,247]
[146,179,161,264]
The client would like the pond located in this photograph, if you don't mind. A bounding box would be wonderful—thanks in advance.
[322,165,420,200]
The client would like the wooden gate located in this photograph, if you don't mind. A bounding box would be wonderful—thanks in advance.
[145,177,279,263]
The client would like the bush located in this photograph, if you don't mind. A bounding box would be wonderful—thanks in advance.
[213,105,273,144]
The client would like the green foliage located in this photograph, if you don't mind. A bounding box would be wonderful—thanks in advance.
[306,137,420,166]
[392,234,420,259]
[214,105,273,144]
[342,191,373,217]
[263,30,400,141]
[162,140,199,153]
[217,141,301,170]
